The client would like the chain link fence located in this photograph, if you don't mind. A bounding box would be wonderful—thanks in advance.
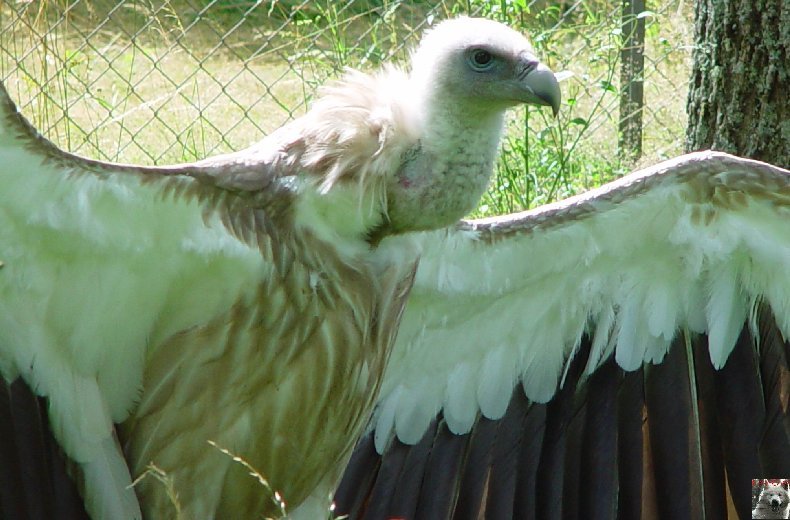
[0,0,692,212]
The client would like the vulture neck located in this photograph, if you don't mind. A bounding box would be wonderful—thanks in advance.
[381,87,506,237]
[417,93,507,161]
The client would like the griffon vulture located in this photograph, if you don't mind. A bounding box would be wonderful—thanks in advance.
[0,15,787,520]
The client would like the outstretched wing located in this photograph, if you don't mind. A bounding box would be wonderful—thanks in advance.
[0,66,421,518]
[335,151,790,519]
[0,82,288,518]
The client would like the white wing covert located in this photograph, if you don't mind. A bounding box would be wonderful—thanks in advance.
[334,152,790,519]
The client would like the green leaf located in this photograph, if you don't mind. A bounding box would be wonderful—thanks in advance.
[570,117,588,126]
[95,97,113,111]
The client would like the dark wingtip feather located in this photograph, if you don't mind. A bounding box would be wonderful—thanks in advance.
[616,368,644,520]
[714,322,765,518]
[755,304,790,476]
[644,335,695,520]
[535,336,591,519]
[579,357,619,520]
[333,430,380,517]
[413,419,468,518]
[385,419,438,519]
[690,334,727,519]
[512,400,546,519]
[0,378,89,520]
[452,416,498,519]
[361,436,412,517]
[482,389,531,519]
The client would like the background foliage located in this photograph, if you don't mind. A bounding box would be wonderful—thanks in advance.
[0,0,692,216]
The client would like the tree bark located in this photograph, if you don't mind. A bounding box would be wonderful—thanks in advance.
[685,0,789,166]
[619,0,646,162]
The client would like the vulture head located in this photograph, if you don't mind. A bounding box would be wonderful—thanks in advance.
[410,17,561,114]
[378,17,560,239]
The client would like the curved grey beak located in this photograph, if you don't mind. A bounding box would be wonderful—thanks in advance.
[520,59,561,116]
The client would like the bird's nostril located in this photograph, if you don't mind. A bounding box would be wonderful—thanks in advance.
[517,53,539,79]
[525,60,538,72]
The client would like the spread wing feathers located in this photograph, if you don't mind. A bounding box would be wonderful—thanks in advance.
[334,151,790,519]
[0,68,412,519]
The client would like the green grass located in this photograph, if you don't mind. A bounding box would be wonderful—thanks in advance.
[0,0,692,217]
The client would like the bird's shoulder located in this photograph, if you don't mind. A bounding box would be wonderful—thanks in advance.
[279,66,420,192]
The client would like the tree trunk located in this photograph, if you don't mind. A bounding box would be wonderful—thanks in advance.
[685,0,789,166]
[619,0,646,162]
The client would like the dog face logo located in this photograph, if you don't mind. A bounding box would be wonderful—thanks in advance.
[753,479,790,519]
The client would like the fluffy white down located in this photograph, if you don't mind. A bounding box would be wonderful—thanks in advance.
[373,169,790,451]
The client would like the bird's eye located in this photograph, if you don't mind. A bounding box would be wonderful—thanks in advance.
[469,49,495,71]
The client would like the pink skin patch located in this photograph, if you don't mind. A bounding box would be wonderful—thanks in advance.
[399,176,412,188]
